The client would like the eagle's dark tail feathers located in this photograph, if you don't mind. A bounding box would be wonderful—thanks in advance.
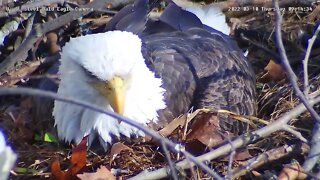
[103,0,161,34]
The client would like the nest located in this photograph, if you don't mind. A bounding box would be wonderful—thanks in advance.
[0,0,319,179]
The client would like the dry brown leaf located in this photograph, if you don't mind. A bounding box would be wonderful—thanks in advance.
[51,158,66,180]
[259,59,286,83]
[158,114,187,137]
[148,109,203,142]
[51,139,87,180]
[69,139,87,175]
[110,142,133,160]
[278,163,307,180]
[186,112,226,149]
[77,166,115,180]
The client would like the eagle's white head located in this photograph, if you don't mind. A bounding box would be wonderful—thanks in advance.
[53,31,166,147]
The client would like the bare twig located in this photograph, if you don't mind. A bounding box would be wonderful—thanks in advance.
[0,87,223,180]
[303,25,320,95]
[273,0,320,122]
[231,143,310,178]
[282,125,308,142]
[132,95,320,179]
[161,141,179,180]
[273,0,320,172]
[214,130,236,180]
[303,121,320,172]
[24,13,35,40]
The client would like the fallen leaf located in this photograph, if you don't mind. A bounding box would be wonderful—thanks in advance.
[51,158,66,180]
[51,138,87,180]
[77,166,115,180]
[147,109,203,142]
[158,114,187,138]
[69,138,87,175]
[259,59,286,83]
[278,163,307,180]
[185,111,253,160]
[186,112,226,148]
[110,142,133,160]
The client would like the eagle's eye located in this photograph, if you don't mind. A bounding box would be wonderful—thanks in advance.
[90,76,125,116]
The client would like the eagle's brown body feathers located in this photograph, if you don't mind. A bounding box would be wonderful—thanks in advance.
[142,28,256,134]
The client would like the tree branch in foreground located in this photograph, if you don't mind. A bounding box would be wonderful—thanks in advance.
[0,87,223,180]
[273,0,320,172]
[131,94,320,179]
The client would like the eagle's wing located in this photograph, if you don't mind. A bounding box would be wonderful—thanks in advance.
[142,28,256,134]
[104,0,149,34]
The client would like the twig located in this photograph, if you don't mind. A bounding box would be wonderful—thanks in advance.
[0,0,109,75]
[132,95,320,179]
[303,24,320,95]
[282,125,308,143]
[231,143,310,178]
[214,130,236,180]
[273,0,320,172]
[0,87,223,180]
[24,13,35,40]
[273,0,320,122]
[161,141,179,180]
[303,122,320,172]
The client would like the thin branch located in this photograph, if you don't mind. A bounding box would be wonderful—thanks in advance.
[273,0,320,172]
[132,95,320,179]
[161,141,179,180]
[273,0,320,122]
[303,122,320,172]
[214,130,236,180]
[0,87,223,180]
[24,13,35,40]
[231,143,310,178]
[282,125,308,143]
[303,25,320,95]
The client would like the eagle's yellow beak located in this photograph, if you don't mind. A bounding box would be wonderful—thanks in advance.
[91,76,125,117]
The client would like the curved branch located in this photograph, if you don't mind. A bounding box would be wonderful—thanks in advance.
[0,87,223,180]
[132,95,320,179]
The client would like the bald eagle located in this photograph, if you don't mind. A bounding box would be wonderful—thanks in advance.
[0,131,16,180]
[53,0,256,148]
